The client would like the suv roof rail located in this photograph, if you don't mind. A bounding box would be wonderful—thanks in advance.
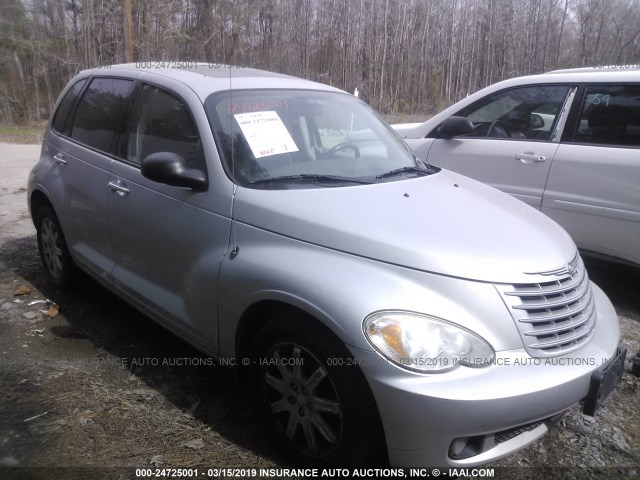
[546,66,640,74]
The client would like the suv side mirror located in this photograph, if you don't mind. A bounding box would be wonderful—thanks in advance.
[529,113,545,129]
[141,152,208,191]
[438,116,474,139]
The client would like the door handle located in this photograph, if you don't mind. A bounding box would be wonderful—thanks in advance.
[108,181,130,196]
[515,152,546,164]
[53,153,67,165]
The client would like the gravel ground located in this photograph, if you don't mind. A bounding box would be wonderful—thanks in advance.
[0,142,639,479]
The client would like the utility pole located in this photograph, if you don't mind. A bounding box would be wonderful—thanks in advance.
[124,0,133,62]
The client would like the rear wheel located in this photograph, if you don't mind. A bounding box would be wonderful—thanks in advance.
[252,314,386,466]
[36,206,75,289]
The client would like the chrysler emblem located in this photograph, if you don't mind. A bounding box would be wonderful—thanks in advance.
[525,257,579,276]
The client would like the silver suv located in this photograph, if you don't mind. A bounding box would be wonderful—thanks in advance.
[28,64,624,467]
[394,67,640,269]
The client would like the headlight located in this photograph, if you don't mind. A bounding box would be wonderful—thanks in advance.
[363,311,495,373]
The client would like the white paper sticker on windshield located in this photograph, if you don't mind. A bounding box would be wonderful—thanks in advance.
[234,111,299,158]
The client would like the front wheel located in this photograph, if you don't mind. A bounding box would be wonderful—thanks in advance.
[252,315,386,466]
[36,206,75,289]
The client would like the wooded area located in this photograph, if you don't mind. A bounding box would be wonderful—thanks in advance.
[1,0,639,123]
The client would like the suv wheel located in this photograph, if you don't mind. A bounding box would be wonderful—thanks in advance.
[36,206,75,289]
[252,315,386,466]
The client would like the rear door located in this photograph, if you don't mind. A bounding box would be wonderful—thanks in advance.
[542,84,640,265]
[49,76,134,280]
[424,85,572,209]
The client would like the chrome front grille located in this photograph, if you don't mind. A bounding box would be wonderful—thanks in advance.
[499,256,596,357]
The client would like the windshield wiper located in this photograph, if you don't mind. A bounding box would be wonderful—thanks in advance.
[375,165,435,179]
[249,174,372,185]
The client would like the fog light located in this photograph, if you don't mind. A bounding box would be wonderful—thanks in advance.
[450,438,468,457]
[448,435,485,460]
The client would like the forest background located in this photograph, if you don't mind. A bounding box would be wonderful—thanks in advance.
[1,0,639,125]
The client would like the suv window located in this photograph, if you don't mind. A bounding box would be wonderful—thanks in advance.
[126,84,204,169]
[52,79,86,135]
[459,86,570,141]
[573,85,640,147]
[70,77,134,154]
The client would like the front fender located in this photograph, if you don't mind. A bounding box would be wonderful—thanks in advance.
[217,221,522,360]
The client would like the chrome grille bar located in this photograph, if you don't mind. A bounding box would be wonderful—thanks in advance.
[518,298,593,324]
[497,255,596,357]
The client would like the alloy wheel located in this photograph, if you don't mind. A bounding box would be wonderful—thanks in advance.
[261,342,343,457]
[40,217,64,278]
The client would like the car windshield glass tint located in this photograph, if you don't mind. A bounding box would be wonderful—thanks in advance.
[205,90,433,188]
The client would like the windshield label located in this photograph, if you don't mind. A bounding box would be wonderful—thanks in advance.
[234,111,299,158]
[228,99,289,113]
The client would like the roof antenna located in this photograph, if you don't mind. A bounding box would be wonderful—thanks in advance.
[230,62,235,183]
[229,62,239,260]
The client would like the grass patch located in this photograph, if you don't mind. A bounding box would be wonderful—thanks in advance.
[0,122,47,144]
[382,112,431,125]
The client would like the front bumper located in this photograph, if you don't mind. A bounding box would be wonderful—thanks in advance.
[351,282,621,467]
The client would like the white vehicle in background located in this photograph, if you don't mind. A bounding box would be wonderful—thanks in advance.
[394,68,640,269]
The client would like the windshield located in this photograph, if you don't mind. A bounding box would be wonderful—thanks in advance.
[205,89,435,188]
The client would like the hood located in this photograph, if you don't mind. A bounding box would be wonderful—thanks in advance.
[233,170,577,284]
[390,122,423,138]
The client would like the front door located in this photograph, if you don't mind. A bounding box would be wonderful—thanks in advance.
[425,85,572,209]
[108,83,232,351]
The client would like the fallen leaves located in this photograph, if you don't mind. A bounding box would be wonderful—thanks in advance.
[47,304,59,318]
[14,285,31,296]
[13,288,60,319]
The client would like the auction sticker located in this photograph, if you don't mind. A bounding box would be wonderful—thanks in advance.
[234,111,299,158]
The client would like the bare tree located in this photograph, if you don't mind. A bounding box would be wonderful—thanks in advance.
[1,0,639,123]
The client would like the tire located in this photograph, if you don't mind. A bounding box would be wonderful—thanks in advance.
[251,314,386,467]
[36,206,75,289]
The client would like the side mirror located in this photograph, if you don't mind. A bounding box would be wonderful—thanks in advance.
[529,113,545,129]
[141,152,208,191]
[437,116,474,139]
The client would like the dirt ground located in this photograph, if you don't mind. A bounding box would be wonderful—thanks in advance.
[0,142,639,479]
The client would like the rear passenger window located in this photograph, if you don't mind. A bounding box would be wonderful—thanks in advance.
[70,78,134,154]
[52,79,86,134]
[573,85,640,147]
[126,84,204,170]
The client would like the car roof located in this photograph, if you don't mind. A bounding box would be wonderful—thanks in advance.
[547,66,640,74]
[78,62,344,100]
[488,67,639,88]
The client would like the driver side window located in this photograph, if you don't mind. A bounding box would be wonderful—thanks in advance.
[127,84,204,170]
[459,86,570,141]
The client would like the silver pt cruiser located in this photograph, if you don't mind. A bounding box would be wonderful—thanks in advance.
[28,63,625,467]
